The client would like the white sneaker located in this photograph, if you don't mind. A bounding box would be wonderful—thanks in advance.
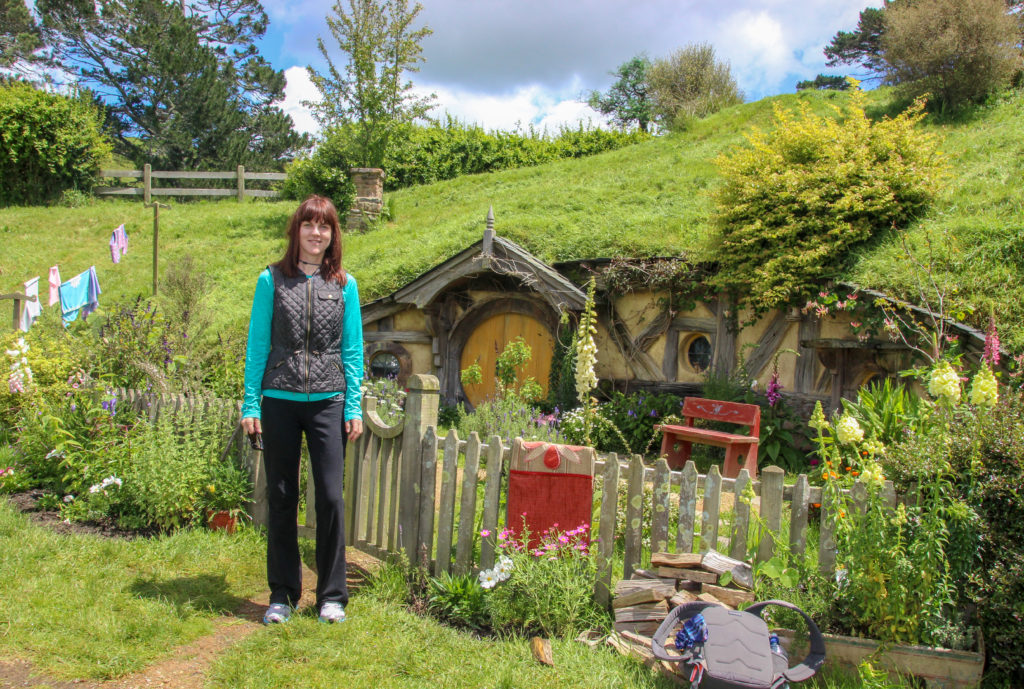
[318,601,346,623]
[263,602,292,624]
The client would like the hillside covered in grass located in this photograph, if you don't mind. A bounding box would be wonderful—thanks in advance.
[1,87,1022,349]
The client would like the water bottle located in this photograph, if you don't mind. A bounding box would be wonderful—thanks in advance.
[769,634,789,688]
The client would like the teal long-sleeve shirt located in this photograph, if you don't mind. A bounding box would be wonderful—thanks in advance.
[242,268,364,421]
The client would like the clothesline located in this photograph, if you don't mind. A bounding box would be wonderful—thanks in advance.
[12,222,129,332]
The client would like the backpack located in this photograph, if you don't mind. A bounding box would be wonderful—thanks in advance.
[650,600,826,689]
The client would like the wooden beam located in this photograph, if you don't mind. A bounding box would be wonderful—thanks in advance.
[713,296,736,375]
[744,311,792,378]
[670,316,718,333]
[599,301,665,381]
[363,331,432,344]
[662,327,679,381]
[795,315,820,394]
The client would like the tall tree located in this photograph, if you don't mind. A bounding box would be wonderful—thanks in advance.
[38,0,307,169]
[0,0,47,75]
[307,0,435,168]
[882,0,1021,111]
[586,55,653,132]
[824,6,889,80]
[796,74,851,91]
[647,43,742,130]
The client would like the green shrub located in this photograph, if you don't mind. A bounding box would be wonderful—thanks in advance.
[425,571,491,632]
[942,396,1024,686]
[279,125,356,210]
[589,390,682,456]
[485,524,608,638]
[0,82,111,206]
[710,83,944,315]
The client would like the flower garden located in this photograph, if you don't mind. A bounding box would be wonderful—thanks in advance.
[2,268,1024,688]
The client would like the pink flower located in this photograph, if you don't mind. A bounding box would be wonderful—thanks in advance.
[558,535,569,544]
[850,321,861,329]
[480,529,491,537]
[984,316,1001,366]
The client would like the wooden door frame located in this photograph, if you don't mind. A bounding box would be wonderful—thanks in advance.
[443,296,560,407]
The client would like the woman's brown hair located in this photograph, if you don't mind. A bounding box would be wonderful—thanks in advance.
[276,195,347,285]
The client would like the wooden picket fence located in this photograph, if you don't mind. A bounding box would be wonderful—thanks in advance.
[343,375,874,607]
[112,375,877,607]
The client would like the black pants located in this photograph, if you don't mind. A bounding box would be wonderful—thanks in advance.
[261,395,348,608]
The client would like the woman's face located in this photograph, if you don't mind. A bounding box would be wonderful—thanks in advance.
[298,219,332,262]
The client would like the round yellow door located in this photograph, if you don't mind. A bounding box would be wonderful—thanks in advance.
[459,312,554,407]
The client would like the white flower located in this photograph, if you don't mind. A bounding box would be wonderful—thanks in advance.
[89,484,101,494]
[969,364,998,408]
[835,415,864,445]
[495,556,513,581]
[478,569,498,589]
[63,495,74,503]
[927,361,962,404]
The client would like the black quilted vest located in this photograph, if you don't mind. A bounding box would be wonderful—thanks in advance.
[261,265,347,394]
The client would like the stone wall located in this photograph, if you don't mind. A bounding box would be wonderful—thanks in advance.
[346,167,384,231]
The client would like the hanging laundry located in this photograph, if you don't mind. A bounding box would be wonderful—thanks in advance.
[59,266,101,325]
[18,277,41,332]
[109,224,128,263]
[48,265,61,307]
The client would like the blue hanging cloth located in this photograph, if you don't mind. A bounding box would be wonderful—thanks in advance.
[59,266,102,325]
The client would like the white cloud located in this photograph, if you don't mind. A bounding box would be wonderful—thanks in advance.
[280,66,321,136]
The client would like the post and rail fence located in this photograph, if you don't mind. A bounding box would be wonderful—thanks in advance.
[114,374,880,604]
[96,165,285,202]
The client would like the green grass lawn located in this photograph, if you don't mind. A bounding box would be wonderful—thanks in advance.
[0,498,912,688]
[2,86,1021,349]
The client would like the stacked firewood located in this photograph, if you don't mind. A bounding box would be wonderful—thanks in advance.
[607,550,756,673]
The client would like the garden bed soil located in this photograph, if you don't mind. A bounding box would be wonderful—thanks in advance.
[5,490,159,539]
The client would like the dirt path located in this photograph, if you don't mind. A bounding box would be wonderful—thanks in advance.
[0,554,380,689]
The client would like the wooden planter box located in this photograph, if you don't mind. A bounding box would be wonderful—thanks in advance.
[775,629,984,689]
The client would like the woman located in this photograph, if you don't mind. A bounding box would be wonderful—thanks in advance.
[241,195,363,624]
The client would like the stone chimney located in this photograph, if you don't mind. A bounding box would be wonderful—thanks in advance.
[346,168,384,231]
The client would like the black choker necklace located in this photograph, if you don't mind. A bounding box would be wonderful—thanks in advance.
[298,259,322,266]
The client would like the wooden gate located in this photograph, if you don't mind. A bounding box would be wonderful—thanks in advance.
[459,311,554,406]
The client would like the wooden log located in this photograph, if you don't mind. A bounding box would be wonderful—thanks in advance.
[702,584,755,608]
[676,580,702,592]
[658,567,719,584]
[729,468,751,561]
[454,432,481,576]
[701,549,754,590]
[630,568,662,580]
[607,632,689,687]
[614,620,663,636]
[530,637,554,666]
[700,465,722,553]
[614,602,669,623]
[614,578,677,597]
[614,588,669,609]
[594,453,620,608]
[651,552,703,569]
[623,454,645,580]
[669,589,700,607]
[651,458,672,554]
[697,591,733,609]
[434,429,459,576]
[757,466,785,563]
[676,460,698,553]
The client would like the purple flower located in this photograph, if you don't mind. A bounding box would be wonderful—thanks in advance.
[627,409,635,417]
[765,372,783,407]
[984,316,1001,366]
[649,409,657,417]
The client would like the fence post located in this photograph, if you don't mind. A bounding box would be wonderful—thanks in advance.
[595,453,620,608]
[143,163,151,204]
[399,374,439,557]
[237,165,245,202]
[623,454,645,579]
[757,466,785,563]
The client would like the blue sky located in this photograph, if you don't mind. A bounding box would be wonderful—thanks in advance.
[256,0,883,135]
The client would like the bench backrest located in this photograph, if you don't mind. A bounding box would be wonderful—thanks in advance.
[682,397,761,437]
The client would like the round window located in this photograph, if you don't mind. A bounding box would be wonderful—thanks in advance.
[369,351,401,379]
[686,335,713,373]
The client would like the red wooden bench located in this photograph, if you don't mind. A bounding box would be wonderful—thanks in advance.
[656,397,761,478]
